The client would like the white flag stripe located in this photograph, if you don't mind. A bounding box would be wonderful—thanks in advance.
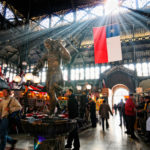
[106,36,122,62]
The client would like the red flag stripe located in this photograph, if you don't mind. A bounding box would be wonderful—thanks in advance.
[93,27,108,64]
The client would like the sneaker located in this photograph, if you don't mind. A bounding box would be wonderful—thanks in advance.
[10,139,18,150]
[65,145,72,149]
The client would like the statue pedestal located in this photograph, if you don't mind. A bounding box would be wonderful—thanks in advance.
[21,118,77,150]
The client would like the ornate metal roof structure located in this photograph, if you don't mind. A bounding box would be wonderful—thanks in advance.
[0,0,150,68]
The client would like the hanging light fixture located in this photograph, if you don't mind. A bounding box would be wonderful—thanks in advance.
[33,76,40,84]
[22,61,27,66]
[13,75,21,83]
[76,85,82,91]
[86,84,92,90]
[3,63,7,68]
[24,73,33,81]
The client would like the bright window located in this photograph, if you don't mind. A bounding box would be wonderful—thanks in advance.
[0,3,15,20]
[39,72,42,82]
[51,16,60,27]
[106,65,111,70]
[64,12,74,22]
[42,72,46,82]
[71,69,75,81]
[128,64,135,70]
[76,10,88,21]
[80,68,84,80]
[6,8,15,20]
[13,73,16,79]
[122,0,136,9]
[148,62,150,75]
[40,18,49,28]
[75,68,80,80]
[123,64,129,69]
[90,67,95,79]
[62,69,68,81]
[85,67,90,80]
[104,0,120,15]
[95,66,100,79]
[136,63,142,76]
[6,71,9,78]
[9,72,13,82]
[138,0,150,8]
[90,5,103,17]
[101,66,106,73]
[142,62,148,76]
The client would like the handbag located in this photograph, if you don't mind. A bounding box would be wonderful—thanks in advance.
[7,98,21,120]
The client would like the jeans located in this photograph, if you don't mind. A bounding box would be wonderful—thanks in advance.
[0,118,14,150]
[9,111,23,133]
[101,118,109,131]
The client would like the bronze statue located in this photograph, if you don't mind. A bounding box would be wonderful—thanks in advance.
[33,38,71,115]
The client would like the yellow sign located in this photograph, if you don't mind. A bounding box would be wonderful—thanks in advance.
[136,87,143,93]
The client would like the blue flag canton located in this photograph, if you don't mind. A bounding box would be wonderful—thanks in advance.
[106,24,120,38]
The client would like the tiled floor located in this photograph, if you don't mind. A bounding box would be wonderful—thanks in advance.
[6,114,150,150]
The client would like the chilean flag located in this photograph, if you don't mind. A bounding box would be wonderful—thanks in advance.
[93,24,122,64]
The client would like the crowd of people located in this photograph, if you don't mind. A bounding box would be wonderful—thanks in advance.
[113,93,150,141]
[0,88,96,150]
[1,87,150,150]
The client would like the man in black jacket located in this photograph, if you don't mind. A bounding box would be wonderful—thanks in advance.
[65,89,80,150]
[80,91,88,119]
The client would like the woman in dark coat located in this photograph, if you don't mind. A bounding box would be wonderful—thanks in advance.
[89,99,97,128]
[99,100,113,131]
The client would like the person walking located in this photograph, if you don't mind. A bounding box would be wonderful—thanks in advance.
[89,98,97,128]
[118,99,125,126]
[65,89,80,150]
[0,88,21,150]
[125,93,138,140]
[80,91,88,119]
[113,104,117,115]
[99,100,113,131]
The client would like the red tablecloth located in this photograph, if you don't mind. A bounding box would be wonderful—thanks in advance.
[26,113,48,119]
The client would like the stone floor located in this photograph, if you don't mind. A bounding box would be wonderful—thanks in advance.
[6,114,150,150]
[79,114,150,150]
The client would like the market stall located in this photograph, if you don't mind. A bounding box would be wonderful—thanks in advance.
[18,85,77,150]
